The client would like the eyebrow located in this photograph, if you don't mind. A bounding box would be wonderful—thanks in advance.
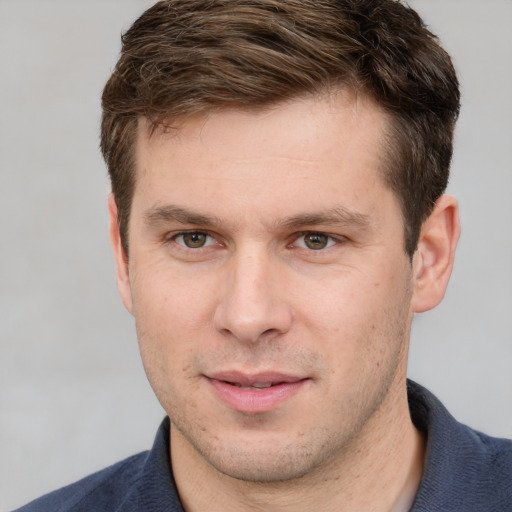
[144,205,223,229]
[144,204,372,232]
[276,207,373,232]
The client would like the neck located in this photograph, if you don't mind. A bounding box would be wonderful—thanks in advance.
[170,380,425,512]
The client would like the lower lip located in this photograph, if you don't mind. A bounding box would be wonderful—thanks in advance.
[208,378,308,414]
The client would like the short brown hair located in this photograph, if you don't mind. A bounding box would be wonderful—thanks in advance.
[101,0,460,257]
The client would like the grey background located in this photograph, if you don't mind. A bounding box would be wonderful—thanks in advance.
[1,1,511,510]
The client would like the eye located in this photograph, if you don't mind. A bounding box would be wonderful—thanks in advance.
[294,232,338,250]
[173,231,216,249]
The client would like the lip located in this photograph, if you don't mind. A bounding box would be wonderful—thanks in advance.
[206,371,309,414]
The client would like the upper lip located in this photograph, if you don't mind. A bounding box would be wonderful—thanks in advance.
[207,371,308,387]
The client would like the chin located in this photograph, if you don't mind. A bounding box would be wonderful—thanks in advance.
[212,454,315,483]
[195,431,335,483]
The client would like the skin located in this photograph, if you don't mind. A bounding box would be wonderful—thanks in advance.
[109,92,460,511]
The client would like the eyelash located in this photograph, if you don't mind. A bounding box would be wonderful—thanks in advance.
[291,231,341,251]
[167,230,343,251]
[168,230,218,249]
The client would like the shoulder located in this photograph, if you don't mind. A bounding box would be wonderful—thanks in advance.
[12,418,181,512]
[432,426,512,511]
[470,429,512,503]
[13,418,182,512]
[12,452,149,512]
[408,380,512,511]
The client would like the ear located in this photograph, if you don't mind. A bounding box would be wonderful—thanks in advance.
[108,194,134,314]
[411,195,460,313]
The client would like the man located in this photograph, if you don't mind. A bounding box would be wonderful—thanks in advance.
[15,0,511,511]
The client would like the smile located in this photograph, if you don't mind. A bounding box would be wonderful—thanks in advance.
[231,382,279,389]
[206,372,309,414]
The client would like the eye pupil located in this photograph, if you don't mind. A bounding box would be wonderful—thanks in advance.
[183,232,207,248]
[304,233,328,250]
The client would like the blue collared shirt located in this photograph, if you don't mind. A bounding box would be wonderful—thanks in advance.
[13,381,512,511]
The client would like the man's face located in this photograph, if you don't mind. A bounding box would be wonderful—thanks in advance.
[117,93,417,482]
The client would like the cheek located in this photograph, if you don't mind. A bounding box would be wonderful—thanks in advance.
[297,270,379,332]
[298,267,411,363]
[131,273,209,416]
[129,270,214,383]
[132,265,217,331]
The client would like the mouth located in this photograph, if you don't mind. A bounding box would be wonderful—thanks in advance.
[227,381,290,389]
[206,371,309,414]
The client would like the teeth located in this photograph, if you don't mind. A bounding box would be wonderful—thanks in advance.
[232,382,273,389]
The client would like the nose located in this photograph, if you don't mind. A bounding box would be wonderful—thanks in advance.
[213,246,293,344]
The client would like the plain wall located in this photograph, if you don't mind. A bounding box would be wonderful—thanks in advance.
[1,1,511,510]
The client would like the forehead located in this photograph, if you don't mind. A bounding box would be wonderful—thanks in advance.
[132,92,396,225]
[137,91,389,167]
[149,88,383,126]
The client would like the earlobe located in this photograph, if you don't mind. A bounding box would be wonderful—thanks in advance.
[411,195,460,313]
[108,194,134,314]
